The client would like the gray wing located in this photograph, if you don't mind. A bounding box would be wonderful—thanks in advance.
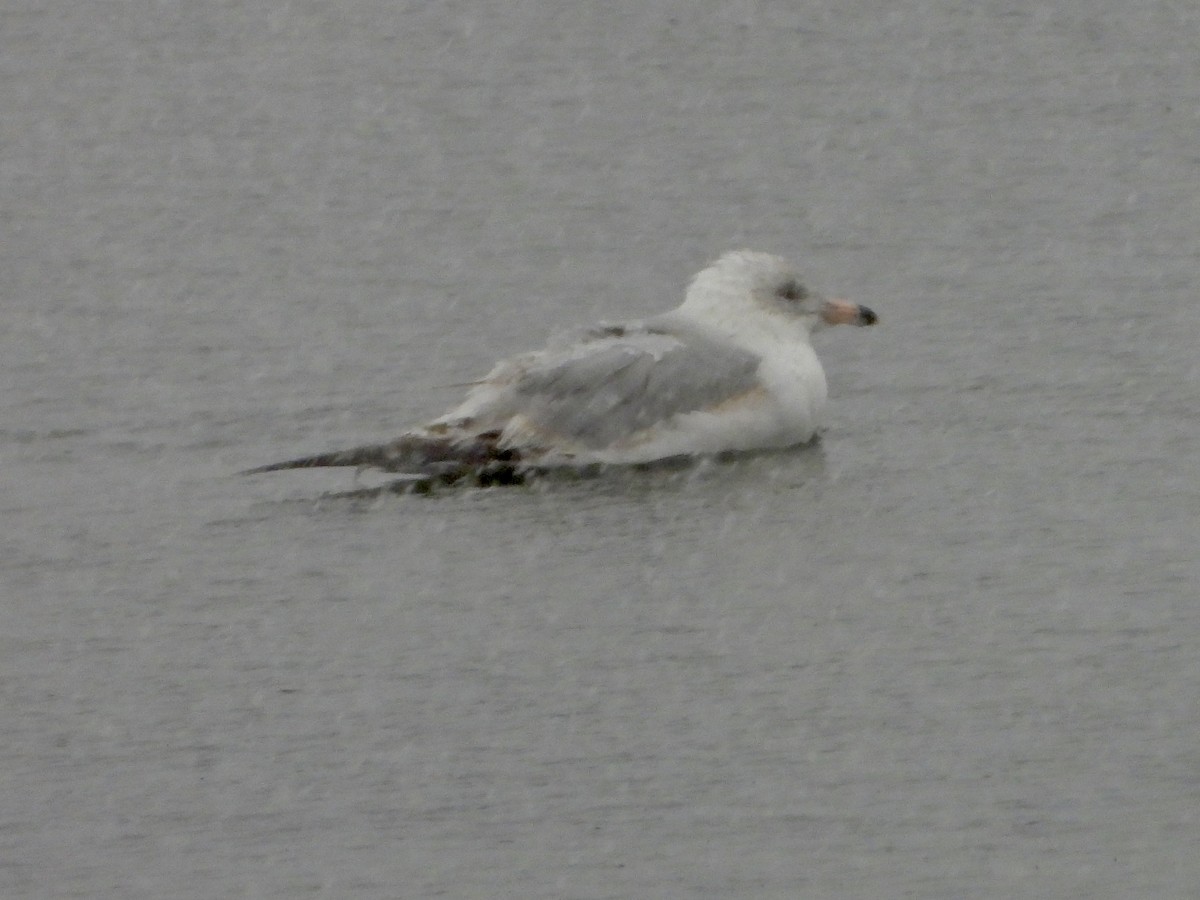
[494,318,764,448]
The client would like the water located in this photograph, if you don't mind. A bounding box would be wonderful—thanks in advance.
[4,2,1198,897]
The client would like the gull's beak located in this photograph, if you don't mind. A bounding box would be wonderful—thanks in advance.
[821,298,878,327]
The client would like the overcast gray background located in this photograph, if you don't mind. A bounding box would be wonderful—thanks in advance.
[4,2,1198,897]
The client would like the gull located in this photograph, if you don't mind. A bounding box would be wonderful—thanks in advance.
[243,250,876,483]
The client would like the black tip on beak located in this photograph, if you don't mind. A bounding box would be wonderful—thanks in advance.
[858,306,878,326]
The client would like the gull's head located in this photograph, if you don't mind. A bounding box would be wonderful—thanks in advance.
[680,250,877,337]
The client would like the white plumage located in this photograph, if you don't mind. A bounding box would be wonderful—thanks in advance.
[245,251,877,480]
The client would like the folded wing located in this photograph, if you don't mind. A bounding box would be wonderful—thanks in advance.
[443,319,765,451]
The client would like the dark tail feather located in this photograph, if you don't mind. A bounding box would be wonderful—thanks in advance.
[241,432,520,476]
[240,443,398,474]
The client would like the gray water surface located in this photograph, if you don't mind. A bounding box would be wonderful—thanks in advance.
[5,2,1199,897]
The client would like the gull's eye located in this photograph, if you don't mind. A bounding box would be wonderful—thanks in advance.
[776,280,808,302]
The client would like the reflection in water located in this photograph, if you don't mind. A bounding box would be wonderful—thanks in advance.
[271,441,829,504]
